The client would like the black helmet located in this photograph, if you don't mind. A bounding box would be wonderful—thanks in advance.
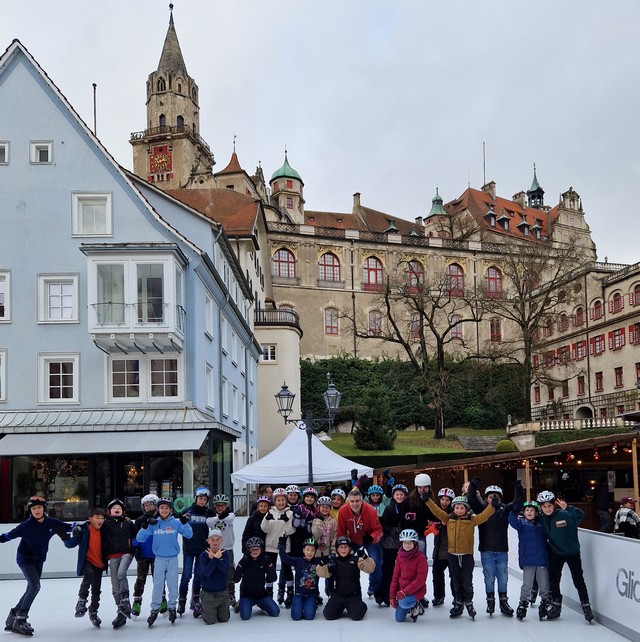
[27,496,47,510]
[245,537,264,551]
[335,536,351,548]
[107,498,125,512]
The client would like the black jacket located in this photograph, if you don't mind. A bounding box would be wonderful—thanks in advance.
[233,552,277,600]
[327,554,363,597]
[102,516,135,556]
[241,510,268,550]
[181,502,213,555]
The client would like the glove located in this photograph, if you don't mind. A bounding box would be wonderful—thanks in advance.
[180,514,190,524]
[383,469,390,479]
[355,547,368,559]
[317,555,328,566]
[491,495,501,508]
[148,517,158,526]
[350,468,358,483]
[278,512,290,522]
[265,512,275,521]
[420,490,430,502]
[396,589,407,600]
[362,534,373,547]
[471,476,482,487]
[57,524,70,541]
[72,524,83,538]
[390,598,398,609]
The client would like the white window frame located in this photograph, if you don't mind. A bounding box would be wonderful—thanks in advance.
[221,315,229,354]
[0,271,10,322]
[38,353,79,403]
[29,140,53,164]
[221,377,229,417]
[232,385,239,423]
[204,290,214,339]
[0,349,6,401]
[37,274,79,323]
[72,192,113,236]
[205,362,215,410]
[241,393,247,428]
[240,344,246,376]
[231,331,238,366]
[261,344,277,362]
[0,141,9,165]
[107,355,182,402]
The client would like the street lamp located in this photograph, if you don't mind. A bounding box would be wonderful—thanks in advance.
[274,373,342,486]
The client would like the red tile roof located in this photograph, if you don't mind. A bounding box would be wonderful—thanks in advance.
[215,152,243,176]
[305,207,423,236]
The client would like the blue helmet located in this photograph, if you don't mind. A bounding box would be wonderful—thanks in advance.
[367,485,384,496]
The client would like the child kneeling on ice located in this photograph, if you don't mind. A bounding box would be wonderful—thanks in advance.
[278,536,321,620]
[199,528,230,625]
[390,529,428,623]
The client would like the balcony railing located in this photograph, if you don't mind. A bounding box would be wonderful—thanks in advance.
[254,308,301,330]
[129,125,213,157]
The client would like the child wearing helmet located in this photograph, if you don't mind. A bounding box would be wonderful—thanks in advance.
[241,495,270,552]
[132,494,161,619]
[233,537,279,620]
[317,536,376,620]
[407,474,437,565]
[290,488,318,557]
[389,529,428,622]
[465,477,524,618]
[312,496,337,557]
[536,490,593,623]
[206,495,236,610]
[1,496,72,635]
[426,492,497,620]
[329,488,346,521]
[177,487,213,616]
[278,537,321,620]
[508,500,551,621]
[365,485,390,516]
[428,488,455,607]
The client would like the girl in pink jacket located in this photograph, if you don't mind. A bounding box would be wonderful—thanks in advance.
[389,529,428,623]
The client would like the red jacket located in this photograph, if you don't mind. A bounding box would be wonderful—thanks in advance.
[390,545,428,600]
[336,501,382,546]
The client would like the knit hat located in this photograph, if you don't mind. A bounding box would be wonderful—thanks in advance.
[208,528,223,538]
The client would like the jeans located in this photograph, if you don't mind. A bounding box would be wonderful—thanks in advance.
[480,551,508,593]
[239,596,280,620]
[395,594,417,622]
[179,552,202,595]
[151,556,179,610]
[291,593,317,620]
[364,542,382,592]
[109,554,133,603]
[15,563,43,614]
[78,561,104,612]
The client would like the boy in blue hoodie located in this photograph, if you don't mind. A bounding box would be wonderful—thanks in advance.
[135,497,193,627]
[199,528,231,624]
[508,500,550,621]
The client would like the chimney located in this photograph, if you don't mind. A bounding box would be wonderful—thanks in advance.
[513,190,526,209]
[415,216,424,227]
[481,181,496,200]
[353,192,361,208]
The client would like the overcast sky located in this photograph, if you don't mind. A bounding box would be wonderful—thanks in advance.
[3,1,639,264]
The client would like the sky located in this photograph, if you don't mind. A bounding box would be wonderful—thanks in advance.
[2,1,639,264]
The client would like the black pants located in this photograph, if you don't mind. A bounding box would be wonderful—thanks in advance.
[78,562,103,612]
[133,558,155,599]
[379,548,398,603]
[432,557,453,600]
[448,554,474,603]
[323,594,367,621]
[548,551,589,604]
[266,552,293,585]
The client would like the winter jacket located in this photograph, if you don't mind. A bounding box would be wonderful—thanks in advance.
[380,499,412,550]
[261,505,295,553]
[508,510,549,569]
[206,511,235,550]
[316,553,375,596]
[64,521,107,575]
[431,504,452,561]
[426,498,495,555]
[467,479,524,552]
[181,502,213,555]
[0,515,70,566]
[406,490,437,536]
[242,509,269,550]
[312,514,337,556]
[233,552,278,600]
[199,548,230,593]
[102,515,135,557]
[136,516,192,558]
[613,507,640,538]
[290,503,317,556]
[389,544,428,601]
[364,495,390,517]
[539,505,583,556]
[336,502,382,546]
[133,512,157,559]
[279,548,320,596]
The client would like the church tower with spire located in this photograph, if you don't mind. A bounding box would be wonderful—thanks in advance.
[130,5,215,189]
[526,164,544,209]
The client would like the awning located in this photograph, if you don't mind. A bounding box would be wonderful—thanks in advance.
[0,429,209,456]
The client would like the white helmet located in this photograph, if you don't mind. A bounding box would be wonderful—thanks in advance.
[414,473,432,487]
[331,488,346,499]
[141,494,158,505]
[399,529,419,542]
[484,485,503,497]
[438,488,455,499]
[537,490,555,504]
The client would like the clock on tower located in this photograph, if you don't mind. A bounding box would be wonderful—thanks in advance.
[149,145,173,174]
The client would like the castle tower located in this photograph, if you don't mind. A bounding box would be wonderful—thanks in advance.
[130,5,215,189]
[269,150,305,224]
[526,164,544,209]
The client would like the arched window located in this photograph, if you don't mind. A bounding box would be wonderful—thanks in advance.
[610,292,624,313]
[632,284,640,306]
[157,77,166,92]
[484,266,502,297]
[177,115,184,127]
[406,260,424,291]
[446,263,464,297]
[557,313,569,332]
[177,83,182,94]
[368,311,382,336]
[319,253,341,282]
[450,314,463,339]
[363,257,383,290]
[591,299,603,320]
[574,306,585,326]
[273,248,296,279]
[159,114,166,127]
[324,308,338,335]
[490,318,502,342]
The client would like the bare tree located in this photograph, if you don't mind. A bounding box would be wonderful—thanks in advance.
[479,240,590,421]
[346,259,483,439]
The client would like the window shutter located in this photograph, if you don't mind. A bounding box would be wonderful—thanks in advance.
[590,337,595,354]
[608,300,613,313]
[608,331,613,349]
[533,355,539,369]
[571,343,576,359]
[630,292,636,306]
[621,327,626,347]
[630,325,635,344]
[589,307,594,320]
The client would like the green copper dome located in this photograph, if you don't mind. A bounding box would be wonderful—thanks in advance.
[426,188,447,218]
[270,152,303,185]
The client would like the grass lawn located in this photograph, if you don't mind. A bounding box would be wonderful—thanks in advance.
[324,427,505,457]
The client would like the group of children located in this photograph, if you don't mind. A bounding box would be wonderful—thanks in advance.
[0,475,597,635]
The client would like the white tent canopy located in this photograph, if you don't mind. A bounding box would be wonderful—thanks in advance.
[231,426,373,484]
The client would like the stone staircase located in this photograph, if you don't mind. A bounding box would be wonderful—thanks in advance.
[457,435,503,452]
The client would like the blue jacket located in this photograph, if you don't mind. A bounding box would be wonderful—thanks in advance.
[199,549,230,593]
[1,515,70,566]
[508,510,549,569]
[279,548,320,596]
[136,516,192,558]
[64,521,107,576]
[133,512,156,559]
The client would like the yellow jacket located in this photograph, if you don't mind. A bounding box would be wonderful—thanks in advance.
[426,498,495,555]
